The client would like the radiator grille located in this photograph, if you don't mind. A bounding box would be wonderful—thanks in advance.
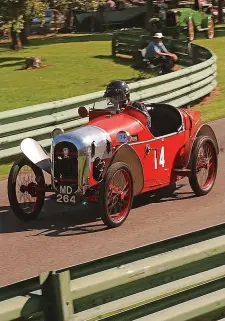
[53,142,78,189]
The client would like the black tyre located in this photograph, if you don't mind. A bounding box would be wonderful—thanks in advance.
[188,135,218,196]
[100,162,134,228]
[8,156,45,221]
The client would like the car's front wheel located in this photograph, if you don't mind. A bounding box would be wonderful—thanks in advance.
[188,135,218,196]
[8,156,45,221]
[100,162,134,228]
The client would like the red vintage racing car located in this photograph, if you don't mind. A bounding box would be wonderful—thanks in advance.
[8,102,219,228]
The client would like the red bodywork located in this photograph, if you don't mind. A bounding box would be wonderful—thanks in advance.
[83,103,210,196]
[8,101,218,227]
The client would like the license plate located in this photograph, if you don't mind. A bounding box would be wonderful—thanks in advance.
[56,185,76,204]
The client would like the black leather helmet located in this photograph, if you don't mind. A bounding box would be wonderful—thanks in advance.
[103,80,130,104]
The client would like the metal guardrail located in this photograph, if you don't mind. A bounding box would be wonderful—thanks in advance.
[1,222,225,321]
[0,41,217,162]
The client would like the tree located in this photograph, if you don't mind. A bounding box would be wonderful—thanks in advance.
[145,0,153,33]
[50,0,99,12]
[50,0,100,31]
[218,0,224,23]
[0,0,47,49]
[0,0,101,49]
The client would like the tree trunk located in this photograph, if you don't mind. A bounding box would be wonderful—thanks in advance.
[48,0,55,8]
[65,8,74,30]
[97,6,105,32]
[145,0,153,34]
[194,0,200,10]
[10,28,20,50]
[218,0,224,23]
[19,23,29,47]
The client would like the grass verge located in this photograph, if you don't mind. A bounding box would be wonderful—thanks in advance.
[0,33,149,111]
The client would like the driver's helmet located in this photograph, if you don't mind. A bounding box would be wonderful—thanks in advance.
[103,80,130,107]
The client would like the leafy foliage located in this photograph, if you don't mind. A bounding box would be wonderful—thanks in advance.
[0,0,48,33]
[0,0,103,33]
[51,0,102,12]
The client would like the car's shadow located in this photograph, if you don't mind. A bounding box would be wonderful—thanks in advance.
[0,182,195,237]
[132,183,195,209]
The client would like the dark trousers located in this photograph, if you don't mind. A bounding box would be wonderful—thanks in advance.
[150,56,175,74]
[132,51,175,74]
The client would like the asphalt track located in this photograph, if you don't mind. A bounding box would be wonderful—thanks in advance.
[0,118,225,287]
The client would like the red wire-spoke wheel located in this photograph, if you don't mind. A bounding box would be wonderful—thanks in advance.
[8,156,45,221]
[100,162,134,228]
[189,136,218,196]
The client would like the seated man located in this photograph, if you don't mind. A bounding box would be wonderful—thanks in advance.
[144,32,178,74]
[103,80,151,128]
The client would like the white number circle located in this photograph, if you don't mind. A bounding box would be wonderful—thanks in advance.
[116,131,129,143]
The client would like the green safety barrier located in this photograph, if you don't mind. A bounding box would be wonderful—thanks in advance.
[1,222,225,321]
[0,41,217,162]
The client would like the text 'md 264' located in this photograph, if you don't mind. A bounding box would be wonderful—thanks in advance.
[56,185,76,204]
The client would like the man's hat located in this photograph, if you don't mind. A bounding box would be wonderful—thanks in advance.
[153,32,165,39]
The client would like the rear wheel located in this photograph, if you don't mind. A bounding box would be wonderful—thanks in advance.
[8,156,45,221]
[100,162,134,228]
[188,136,218,196]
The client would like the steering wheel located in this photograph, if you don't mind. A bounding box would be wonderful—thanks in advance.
[122,104,151,129]
[123,104,149,118]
